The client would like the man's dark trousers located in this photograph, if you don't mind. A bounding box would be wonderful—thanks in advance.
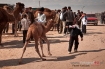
[68,36,79,52]
[23,30,28,43]
[82,25,86,33]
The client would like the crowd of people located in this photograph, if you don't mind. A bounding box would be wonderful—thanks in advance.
[3,5,104,53]
[54,6,86,53]
[54,6,87,35]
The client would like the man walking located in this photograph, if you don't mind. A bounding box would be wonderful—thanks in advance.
[68,24,83,53]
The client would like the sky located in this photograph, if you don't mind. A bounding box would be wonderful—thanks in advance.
[0,0,105,13]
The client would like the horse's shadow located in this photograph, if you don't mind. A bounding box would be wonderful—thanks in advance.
[0,58,40,67]
[1,40,35,49]
[1,38,68,49]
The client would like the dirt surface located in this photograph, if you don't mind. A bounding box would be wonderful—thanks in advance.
[0,23,105,69]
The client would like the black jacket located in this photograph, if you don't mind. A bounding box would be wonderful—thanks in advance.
[70,27,83,38]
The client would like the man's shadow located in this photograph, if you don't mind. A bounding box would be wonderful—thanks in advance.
[47,49,105,61]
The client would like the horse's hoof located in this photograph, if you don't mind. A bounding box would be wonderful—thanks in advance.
[0,44,4,49]
[19,61,23,64]
[42,55,46,57]
[42,58,46,61]
[48,53,52,56]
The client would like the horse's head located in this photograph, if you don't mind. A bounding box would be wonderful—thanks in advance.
[46,19,55,27]
[51,10,57,23]
[3,5,13,13]
[16,2,25,13]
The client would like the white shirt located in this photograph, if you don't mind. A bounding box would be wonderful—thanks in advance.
[21,18,31,30]
[82,16,87,25]
[37,13,46,24]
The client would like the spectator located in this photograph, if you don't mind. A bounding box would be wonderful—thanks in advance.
[81,13,87,34]
[101,12,104,24]
[21,14,31,43]
[103,12,105,24]
[64,6,74,34]
[60,6,67,35]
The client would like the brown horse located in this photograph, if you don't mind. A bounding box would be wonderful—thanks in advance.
[0,7,15,47]
[13,2,24,36]
[0,2,24,47]
[19,19,55,64]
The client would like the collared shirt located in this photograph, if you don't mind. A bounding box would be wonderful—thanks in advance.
[21,18,31,30]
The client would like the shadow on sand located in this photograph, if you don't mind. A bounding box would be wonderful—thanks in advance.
[1,38,68,49]
[0,58,40,67]
[47,49,105,61]
[0,49,105,67]
[87,24,105,26]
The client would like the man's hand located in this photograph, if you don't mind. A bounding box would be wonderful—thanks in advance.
[81,38,83,41]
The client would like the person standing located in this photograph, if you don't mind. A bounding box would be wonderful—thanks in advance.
[60,7,67,35]
[68,24,83,54]
[77,10,82,28]
[81,13,87,34]
[101,12,104,24]
[103,12,105,24]
[64,6,74,34]
[53,10,61,32]
[21,14,31,43]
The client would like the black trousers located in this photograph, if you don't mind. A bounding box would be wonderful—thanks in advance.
[68,36,79,52]
[23,30,28,43]
[12,24,15,34]
[64,22,73,34]
[82,25,86,33]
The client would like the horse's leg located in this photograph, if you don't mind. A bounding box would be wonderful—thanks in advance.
[14,20,18,37]
[19,40,29,64]
[19,29,32,64]
[39,38,46,57]
[42,35,52,56]
[34,38,46,60]
[0,33,3,47]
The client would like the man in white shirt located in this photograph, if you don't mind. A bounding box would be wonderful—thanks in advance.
[36,7,46,25]
[36,7,46,43]
[81,13,87,34]
[21,14,31,43]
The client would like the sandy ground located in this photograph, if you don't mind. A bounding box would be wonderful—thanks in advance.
[0,23,105,69]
